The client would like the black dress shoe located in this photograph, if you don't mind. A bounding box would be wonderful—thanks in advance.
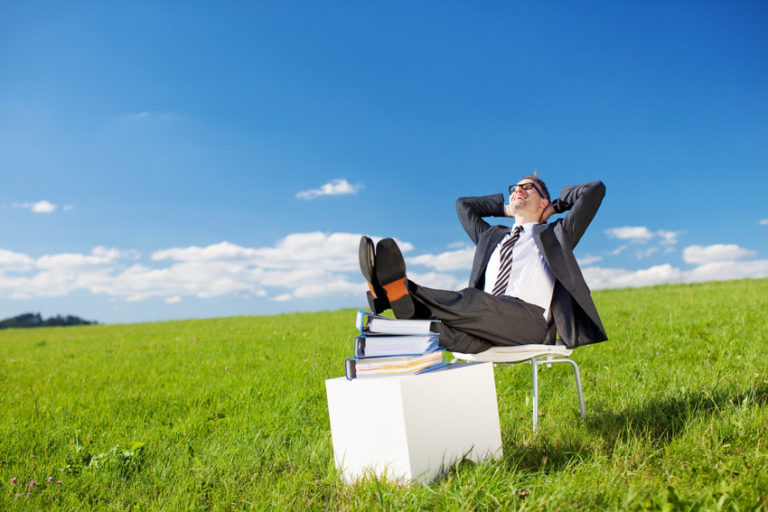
[366,291,389,315]
[374,238,416,319]
[359,236,389,313]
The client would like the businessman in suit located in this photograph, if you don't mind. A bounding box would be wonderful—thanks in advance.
[359,174,607,354]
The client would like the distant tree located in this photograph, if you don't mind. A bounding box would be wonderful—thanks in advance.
[0,312,96,329]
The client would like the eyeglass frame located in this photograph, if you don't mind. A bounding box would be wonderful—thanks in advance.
[509,182,545,198]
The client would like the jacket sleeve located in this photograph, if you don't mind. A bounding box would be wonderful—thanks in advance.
[551,181,606,249]
[455,194,506,245]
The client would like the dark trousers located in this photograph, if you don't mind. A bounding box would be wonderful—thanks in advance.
[409,283,552,354]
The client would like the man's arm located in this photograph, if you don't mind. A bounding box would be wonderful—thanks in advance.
[551,181,606,249]
[455,194,506,245]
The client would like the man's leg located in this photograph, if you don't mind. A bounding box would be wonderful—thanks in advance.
[410,284,549,352]
[369,236,549,352]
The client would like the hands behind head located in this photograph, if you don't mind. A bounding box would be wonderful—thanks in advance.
[538,203,555,223]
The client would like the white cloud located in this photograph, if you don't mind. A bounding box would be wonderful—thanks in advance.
[760,219,768,226]
[292,279,362,298]
[36,246,125,270]
[129,112,151,119]
[32,200,57,213]
[583,258,768,289]
[296,179,363,200]
[152,241,259,262]
[583,264,682,289]
[582,241,768,289]
[408,247,474,271]
[577,255,603,266]
[682,244,756,265]
[0,232,404,303]
[605,226,654,241]
[657,230,680,245]
[605,227,681,254]
[602,226,684,265]
[2,235,765,307]
[408,271,466,291]
[611,244,629,256]
[636,247,659,259]
[0,249,35,271]
[13,200,58,213]
[687,259,768,282]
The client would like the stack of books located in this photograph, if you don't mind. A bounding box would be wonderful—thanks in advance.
[345,310,447,380]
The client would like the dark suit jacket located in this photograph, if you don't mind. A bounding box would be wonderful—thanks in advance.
[455,181,608,348]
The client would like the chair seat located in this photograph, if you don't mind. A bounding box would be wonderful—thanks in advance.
[452,344,572,363]
[451,344,584,432]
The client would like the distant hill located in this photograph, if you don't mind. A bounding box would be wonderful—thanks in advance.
[0,312,96,329]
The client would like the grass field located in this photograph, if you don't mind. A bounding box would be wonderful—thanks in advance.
[2,278,767,510]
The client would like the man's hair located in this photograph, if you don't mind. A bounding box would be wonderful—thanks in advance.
[520,173,550,201]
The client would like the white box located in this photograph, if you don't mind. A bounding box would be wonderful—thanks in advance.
[325,362,502,484]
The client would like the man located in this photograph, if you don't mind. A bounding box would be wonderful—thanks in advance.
[359,174,607,353]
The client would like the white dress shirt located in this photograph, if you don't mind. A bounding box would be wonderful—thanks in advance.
[483,222,556,319]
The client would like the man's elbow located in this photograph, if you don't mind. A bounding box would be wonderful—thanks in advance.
[455,197,470,215]
[591,181,606,199]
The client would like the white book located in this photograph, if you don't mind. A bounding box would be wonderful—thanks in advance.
[345,351,446,379]
[355,310,438,336]
[354,335,440,358]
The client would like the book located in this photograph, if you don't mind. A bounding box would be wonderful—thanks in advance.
[345,351,447,379]
[355,310,439,336]
[354,334,440,358]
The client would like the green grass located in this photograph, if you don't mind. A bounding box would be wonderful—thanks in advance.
[2,279,767,510]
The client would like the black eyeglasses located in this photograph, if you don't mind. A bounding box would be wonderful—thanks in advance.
[509,182,544,198]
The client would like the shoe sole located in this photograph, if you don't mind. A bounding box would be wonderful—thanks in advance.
[359,236,380,299]
[375,238,415,319]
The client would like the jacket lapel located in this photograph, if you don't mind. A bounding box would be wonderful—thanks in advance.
[471,225,510,289]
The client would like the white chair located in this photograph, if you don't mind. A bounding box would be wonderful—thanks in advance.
[451,344,586,432]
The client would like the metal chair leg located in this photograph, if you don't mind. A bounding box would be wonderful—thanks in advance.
[528,357,586,432]
[531,359,539,432]
[564,358,586,419]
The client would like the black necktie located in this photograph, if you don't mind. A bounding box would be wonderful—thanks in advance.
[492,226,523,297]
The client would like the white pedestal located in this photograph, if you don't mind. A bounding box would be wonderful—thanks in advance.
[325,362,502,484]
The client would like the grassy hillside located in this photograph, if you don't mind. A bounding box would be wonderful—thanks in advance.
[2,279,767,510]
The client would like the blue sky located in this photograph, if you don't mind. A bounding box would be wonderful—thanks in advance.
[1,1,766,324]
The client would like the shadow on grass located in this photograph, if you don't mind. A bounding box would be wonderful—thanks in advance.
[586,383,768,444]
[501,438,593,473]
[483,383,768,474]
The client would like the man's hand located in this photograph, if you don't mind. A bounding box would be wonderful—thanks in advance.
[539,203,556,223]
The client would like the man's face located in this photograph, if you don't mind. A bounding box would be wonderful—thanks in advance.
[508,179,547,219]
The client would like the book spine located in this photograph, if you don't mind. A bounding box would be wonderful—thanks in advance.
[354,336,366,358]
[355,309,370,333]
[344,358,357,380]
